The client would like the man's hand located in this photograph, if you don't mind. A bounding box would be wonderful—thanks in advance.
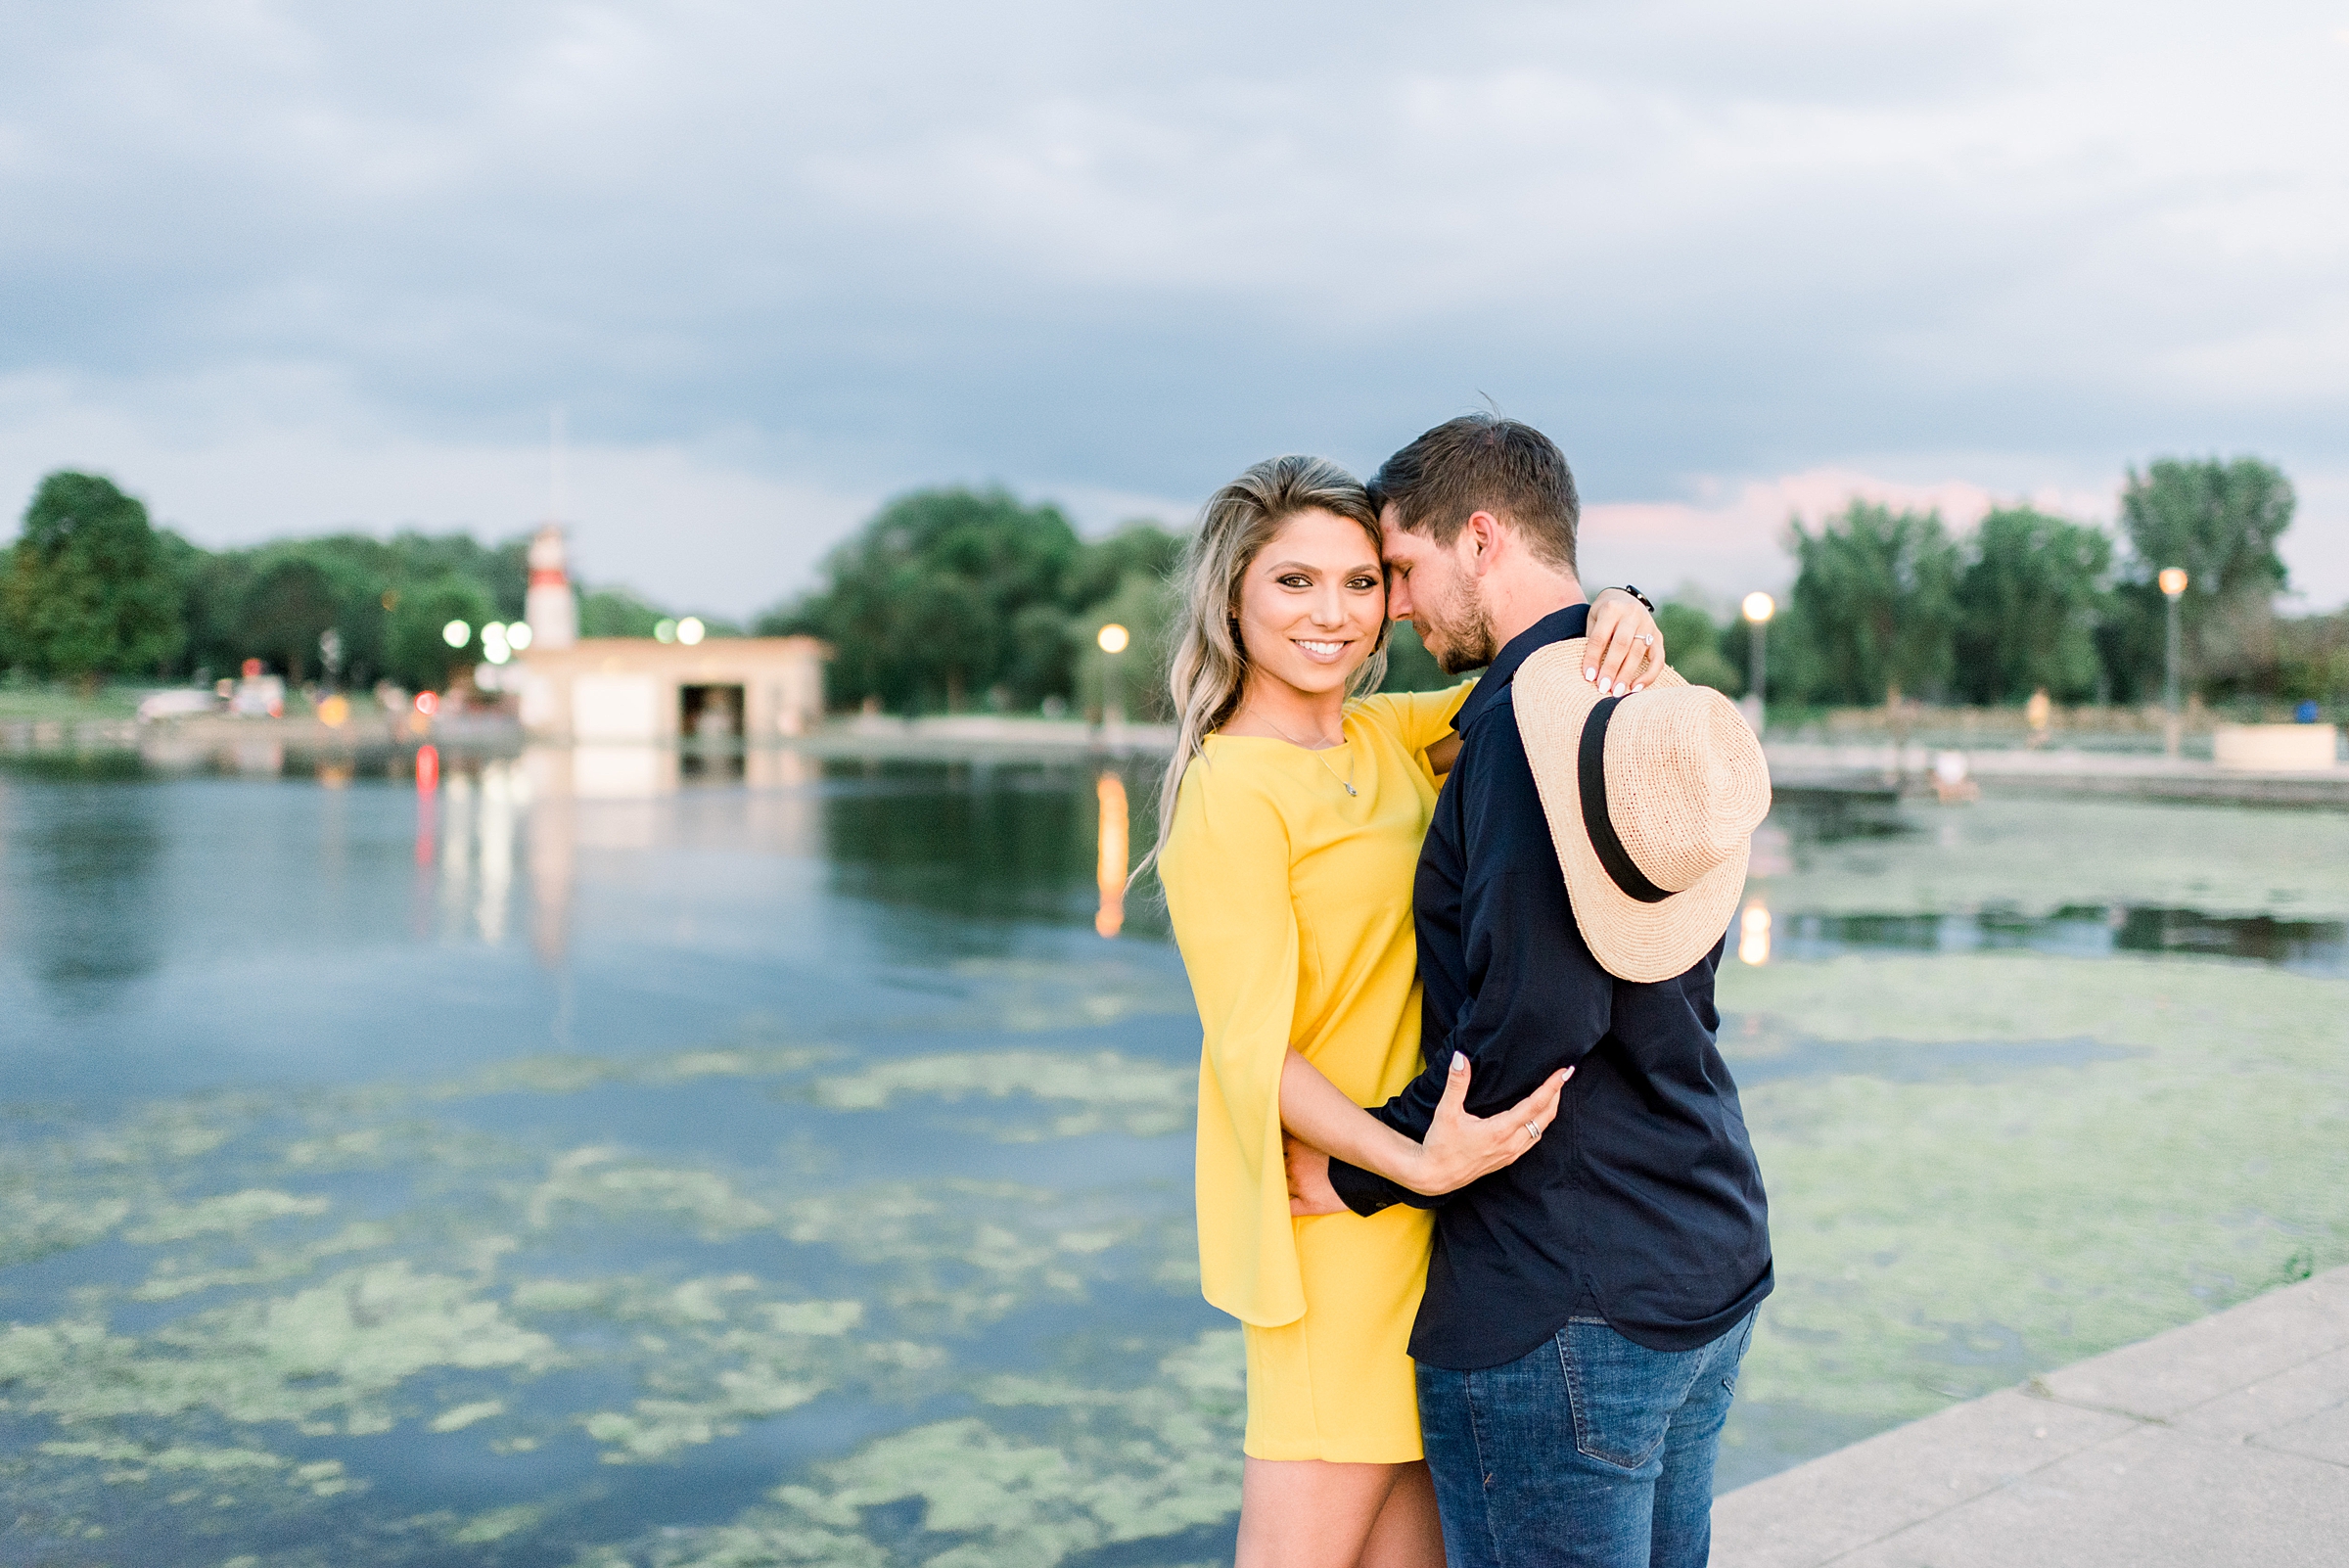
[1285,1134,1346,1216]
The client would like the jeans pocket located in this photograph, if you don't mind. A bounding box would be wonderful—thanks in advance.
[1721,1307,1759,1394]
[1556,1320,1685,1473]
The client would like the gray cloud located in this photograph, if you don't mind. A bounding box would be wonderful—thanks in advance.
[3,0,2345,611]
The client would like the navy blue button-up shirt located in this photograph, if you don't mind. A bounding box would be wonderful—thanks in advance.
[1328,603,1773,1369]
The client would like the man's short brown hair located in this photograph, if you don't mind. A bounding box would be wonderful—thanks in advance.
[1369,413,1580,575]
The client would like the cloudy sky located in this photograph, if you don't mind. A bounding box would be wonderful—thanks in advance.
[4,1,2345,616]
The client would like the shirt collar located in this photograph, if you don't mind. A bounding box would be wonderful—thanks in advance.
[1451,601,1592,733]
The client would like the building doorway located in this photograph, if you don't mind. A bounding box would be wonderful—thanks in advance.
[680,684,747,781]
[680,684,745,741]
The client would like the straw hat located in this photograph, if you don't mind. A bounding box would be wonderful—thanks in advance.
[1514,638,1772,982]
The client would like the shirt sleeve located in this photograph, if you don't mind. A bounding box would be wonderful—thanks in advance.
[1351,680,1477,757]
[1328,717,1615,1215]
[1158,756,1310,1327]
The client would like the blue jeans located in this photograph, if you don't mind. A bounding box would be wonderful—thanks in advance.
[1415,1309,1757,1568]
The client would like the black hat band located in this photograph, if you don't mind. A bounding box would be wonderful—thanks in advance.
[1578,695,1672,904]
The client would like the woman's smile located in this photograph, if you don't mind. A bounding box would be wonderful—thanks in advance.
[1292,637,1351,662]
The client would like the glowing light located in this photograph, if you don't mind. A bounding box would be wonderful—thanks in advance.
[442,620,471,648]
[1095,772,1129,938]
[655,619,677,643]
[1742,592,1775,624]
[416,744,440,793]
[316,694,351,728]
[1096,623,1130,655]
[415,691,439,716]
[2159,568,2189,598]
[677,617,706,646]
[483,624,512,665]
[242,658,264,678]
[1737,898,1772,966]
[506,621,533,651]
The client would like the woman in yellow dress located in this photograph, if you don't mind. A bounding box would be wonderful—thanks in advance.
[1151,455,1666,1568]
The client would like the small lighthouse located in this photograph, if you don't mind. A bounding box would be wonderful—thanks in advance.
[525,525,578,651]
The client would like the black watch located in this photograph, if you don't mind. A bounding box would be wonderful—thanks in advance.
[1611,584,1656,614]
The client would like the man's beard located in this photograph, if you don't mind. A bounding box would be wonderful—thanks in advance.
[1417,576,1498,674]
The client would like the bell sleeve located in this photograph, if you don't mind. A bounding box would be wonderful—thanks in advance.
[1158,761,1308,1327]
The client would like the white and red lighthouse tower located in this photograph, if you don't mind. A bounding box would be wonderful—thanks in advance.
[524,525,577,651]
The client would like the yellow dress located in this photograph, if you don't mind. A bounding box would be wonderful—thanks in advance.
[1158,682,1473,1462]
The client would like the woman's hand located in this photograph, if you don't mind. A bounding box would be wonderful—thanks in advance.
[1286,1136,1346,1217]
[1587,587,1666,696]
[1401,1052,1573,1197]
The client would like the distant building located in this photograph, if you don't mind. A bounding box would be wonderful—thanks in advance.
[517,637,830,743]
[514,528,828,742]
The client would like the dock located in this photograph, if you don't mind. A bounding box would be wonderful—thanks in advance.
[1714,1265,2349,1566]
[1765,740,2349,808]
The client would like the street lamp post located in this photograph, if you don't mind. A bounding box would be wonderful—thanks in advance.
[2159,568,2188,759]
[1740,592,1774,735]
[1096,623,1130,741]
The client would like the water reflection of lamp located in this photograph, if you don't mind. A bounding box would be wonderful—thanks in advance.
[1737,897,1772,966]
[1095,771,1129,938]
[1740,593,1773,736]
[414,745,439,869]
[2159,567,2188,760]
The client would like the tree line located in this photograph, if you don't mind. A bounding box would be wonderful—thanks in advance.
[774,456,2335,716]
[1662,456,2336,711]
[757,487,1189,717]
[8,455,2337,716]
[0,471,708,695]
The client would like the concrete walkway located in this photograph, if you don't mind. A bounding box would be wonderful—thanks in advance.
[1714,1265,2349,1567]
[1765,739,2349,807]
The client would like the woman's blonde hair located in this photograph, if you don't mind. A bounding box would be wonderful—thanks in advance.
[1144,454,1388,870]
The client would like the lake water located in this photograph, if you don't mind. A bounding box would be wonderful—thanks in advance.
[3,747,2345,1567]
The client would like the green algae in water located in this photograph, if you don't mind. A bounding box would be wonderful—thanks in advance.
[8,772,2349,1563]
[1712,949,2349,1484]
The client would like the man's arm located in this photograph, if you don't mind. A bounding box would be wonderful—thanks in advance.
[1328,716,1614,1214]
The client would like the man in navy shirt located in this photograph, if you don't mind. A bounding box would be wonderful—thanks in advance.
[1289,414,1773,1568]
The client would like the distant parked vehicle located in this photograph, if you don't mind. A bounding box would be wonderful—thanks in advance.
[231,674,286,718]
[136,688,220,722]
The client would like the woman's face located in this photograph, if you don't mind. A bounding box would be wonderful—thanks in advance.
[1233,507,1386,702]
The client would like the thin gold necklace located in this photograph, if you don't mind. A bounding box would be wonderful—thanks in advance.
[1258,714,1358,797]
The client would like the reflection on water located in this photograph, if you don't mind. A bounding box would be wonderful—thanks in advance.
[1095,772,1129,939]
[1,757,2344,1564]
[1737,898,1773,966]
[1764,903,2348,976]
[7,779,165,1003]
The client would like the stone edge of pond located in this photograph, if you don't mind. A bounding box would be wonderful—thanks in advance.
[1712,1263,2349,1567]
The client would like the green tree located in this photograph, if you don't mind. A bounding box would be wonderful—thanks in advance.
[1786,501,1961,705]
[580,587,669,638]
[0,472,185,688]
[240,554,344,683]
[1655,599,1740,694]
[2276,613,2349,708]
[780,488,1087,714]
[386,575,494,691]
[2113,457,2294,698]
[1953,508,2112,704]
[1377,621,1451,693]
